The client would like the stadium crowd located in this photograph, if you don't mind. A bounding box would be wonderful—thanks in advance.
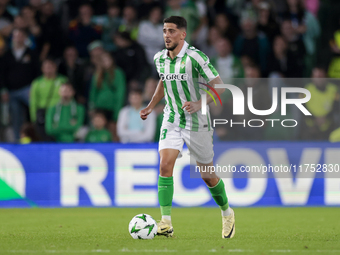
[0,0,340,143]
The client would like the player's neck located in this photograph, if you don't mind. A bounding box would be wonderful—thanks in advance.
[168,40,185,60]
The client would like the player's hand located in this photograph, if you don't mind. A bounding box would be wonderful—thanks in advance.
[140,107,152,120]
[182,101,201,114]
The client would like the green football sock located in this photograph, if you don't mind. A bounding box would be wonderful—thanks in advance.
[208,179,229,211]
[158,176,174,216]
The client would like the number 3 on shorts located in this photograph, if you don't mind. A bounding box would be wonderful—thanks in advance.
[160,129,168,140]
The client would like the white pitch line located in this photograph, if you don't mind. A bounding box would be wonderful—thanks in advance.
[8,250,110,253]
[269,250,340,253]
[118,248,177,253]
[6,249,340,254]
[228,250,254,253]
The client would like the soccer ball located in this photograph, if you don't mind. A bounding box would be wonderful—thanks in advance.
[128,214,158,239]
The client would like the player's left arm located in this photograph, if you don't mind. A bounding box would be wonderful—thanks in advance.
[182,76,225,114]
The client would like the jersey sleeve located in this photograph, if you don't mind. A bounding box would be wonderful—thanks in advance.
[192,50,219,82]
[153,50,164,74]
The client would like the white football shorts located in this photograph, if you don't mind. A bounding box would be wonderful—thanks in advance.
[158,122,214,164]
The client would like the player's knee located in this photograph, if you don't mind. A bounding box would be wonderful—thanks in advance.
[159,160,173,177]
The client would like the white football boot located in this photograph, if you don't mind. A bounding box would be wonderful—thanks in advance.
[222,208,235,239]
[157,218,174,237]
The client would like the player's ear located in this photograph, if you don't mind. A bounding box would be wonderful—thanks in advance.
[181,30,187,40]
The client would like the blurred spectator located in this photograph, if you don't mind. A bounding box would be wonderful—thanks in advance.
[214,13,238,44]
[45,82,85,142]
[117,88,156,143]
[0,0,13,38]
[58,46,86,105]
[29,0,43,13]
[240,0,262,24]
[283,0,306,29]
[283,0,320,59]
[301,67,339,140]
[89,52,126,141]
[1,28,39,141]
[257,1,280,42]
[12,14,38,50]
[21,6,41,39]
[30,58,68,141]
[114,31,150,84]
[207,0,230,26]
[236,65,271,140]
[68,4,101,58]
[137,6,164,71]
[211,37,244,83]
[280,19,305,77]
[329,126,340,143]
[304,0,319,17]
[165,0,200,44]
[267,35,302,78]
[240,55,256,70]
[328,19,340,78]
[100,4,121,52]
[85,40,105,84]
[190,0,208,47]
[5,0,19,16]
[85,109,112,143]
[211,37,243,103]
[0,0,15,23]
[225,0,245,19]
[234,13,269,74]
[199,26,221,59]
[118,5,139,41]
[137,0,162,20]
[37,1,64,60]
[267,35,288,77]
[269,0,289,16]
[20,122,39,144]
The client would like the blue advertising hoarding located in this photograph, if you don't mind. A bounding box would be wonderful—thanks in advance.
[0,142,339,208]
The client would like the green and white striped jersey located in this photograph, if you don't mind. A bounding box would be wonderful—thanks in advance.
[154,41,219,132]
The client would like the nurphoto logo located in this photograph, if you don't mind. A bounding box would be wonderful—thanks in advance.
[200,83,312,128]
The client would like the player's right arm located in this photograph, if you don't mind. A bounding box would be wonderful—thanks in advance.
[140,79,164,120]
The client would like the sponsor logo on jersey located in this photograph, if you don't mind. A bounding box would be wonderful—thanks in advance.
[160,73,188,81]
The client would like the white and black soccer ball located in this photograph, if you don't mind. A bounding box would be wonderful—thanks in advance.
[128,214,157,239]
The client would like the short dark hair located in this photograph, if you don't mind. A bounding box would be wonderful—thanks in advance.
[313,65,327,72]
[42,57,57,66]
[13,28,28,37]
[116,31,133,42]
[130,87,143,95]
[163,16,187,30]
[93,109,108,121]
[20,123,40,142]
[61,82,74,90]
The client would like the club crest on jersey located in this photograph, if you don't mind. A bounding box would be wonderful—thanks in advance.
[160,73,188,81]
[180,61,185,69]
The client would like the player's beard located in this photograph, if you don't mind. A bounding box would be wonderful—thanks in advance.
[166,42,178,51]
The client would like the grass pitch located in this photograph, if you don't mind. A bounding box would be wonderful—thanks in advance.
[0,207,339,254]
